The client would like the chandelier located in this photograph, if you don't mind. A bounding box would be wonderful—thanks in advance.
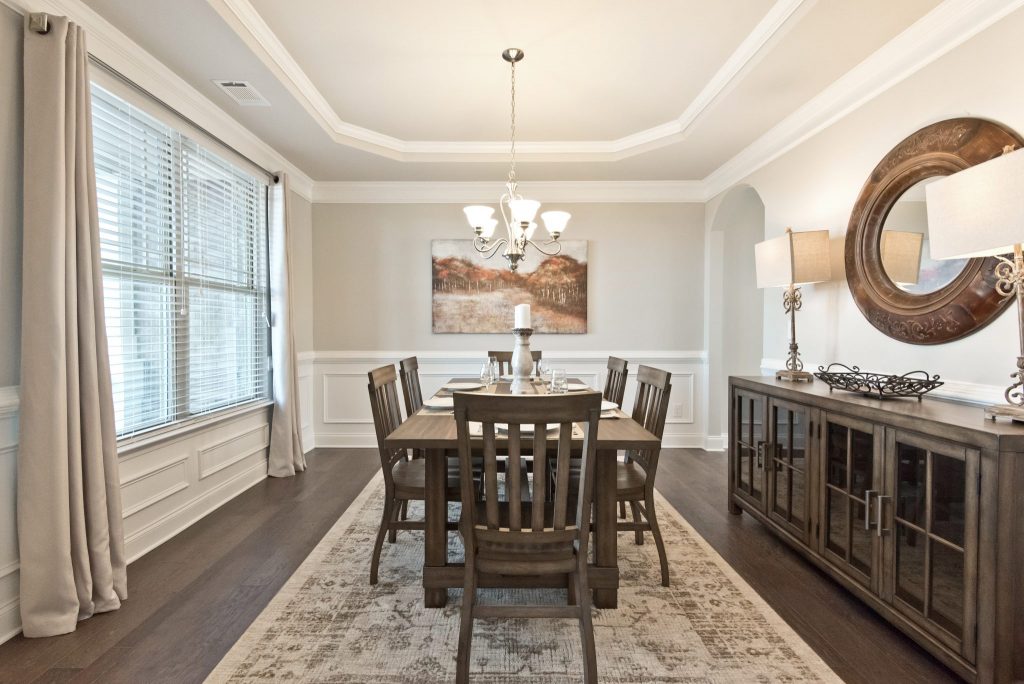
[462,48,569,272]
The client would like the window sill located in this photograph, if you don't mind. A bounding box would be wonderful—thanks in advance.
[117,399,275,457]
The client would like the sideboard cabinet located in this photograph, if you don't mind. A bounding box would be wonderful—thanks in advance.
[728,377,1024,683]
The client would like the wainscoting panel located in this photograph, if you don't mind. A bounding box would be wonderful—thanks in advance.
[310,351,708,449]
[0,384,272,646]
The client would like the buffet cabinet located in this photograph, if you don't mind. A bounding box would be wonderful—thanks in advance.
[728,377,1024,683]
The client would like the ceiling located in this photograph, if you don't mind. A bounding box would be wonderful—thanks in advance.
[81,0,943,182]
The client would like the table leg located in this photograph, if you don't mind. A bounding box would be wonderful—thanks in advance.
[592,448,618,608]
[423,448,448,608]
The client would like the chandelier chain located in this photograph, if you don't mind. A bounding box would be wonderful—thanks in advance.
[508,57,517,186]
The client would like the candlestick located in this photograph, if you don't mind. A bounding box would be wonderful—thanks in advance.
[509,327,534,394]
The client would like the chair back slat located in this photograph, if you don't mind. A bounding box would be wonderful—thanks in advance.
[629,365,672,474]
[531,426,548,531]
[398,356,423,417]
[507,426,522,531]
[552,424,573,529]
[454,392,602,540]
[487,350,543,377]
[367,365,407,482]
[604,356,629,406]
[482,425,500,529]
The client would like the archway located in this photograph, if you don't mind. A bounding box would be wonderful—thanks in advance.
[705,185,765,445]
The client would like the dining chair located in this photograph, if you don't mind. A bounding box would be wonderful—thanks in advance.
[452,391,602,684]
[398,355,424,417]
[604,356,628,406]
[487,349,542,377]
[616,365,672,586]
[366,364,460,585]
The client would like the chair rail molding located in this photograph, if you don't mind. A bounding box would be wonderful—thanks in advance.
[305,350,710,450]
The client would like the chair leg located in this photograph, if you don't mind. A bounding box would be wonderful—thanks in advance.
[575,561,598,684]
[618,501,626,519]
[456,553,477,684]
[400,500,409,521]
[369,496,393,585]
[629,501,644,545]
[567,571,578,606]
[388,499,401,543]
[645,490,670,587]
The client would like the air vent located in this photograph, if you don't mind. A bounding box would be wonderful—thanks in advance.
[212,80,270,107]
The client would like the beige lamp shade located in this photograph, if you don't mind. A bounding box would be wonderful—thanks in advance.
[880,230,923,285]
[755,229,832,288]
[925,147,1024,259]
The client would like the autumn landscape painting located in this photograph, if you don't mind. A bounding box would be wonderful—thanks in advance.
[432,240,587,334]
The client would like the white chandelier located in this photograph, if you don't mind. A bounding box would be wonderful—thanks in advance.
[462,48,569,272]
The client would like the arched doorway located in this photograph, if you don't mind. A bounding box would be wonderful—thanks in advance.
[706,185,765,445]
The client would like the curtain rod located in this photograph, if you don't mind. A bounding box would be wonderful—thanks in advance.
[28,12,279,184]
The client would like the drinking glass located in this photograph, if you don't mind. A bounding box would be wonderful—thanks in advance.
[490,356,501,382]
[537,359,552,384]
[550,369,568,394]
[480,360,494,386]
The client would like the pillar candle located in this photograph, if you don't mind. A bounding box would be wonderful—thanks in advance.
[514,303,531,329]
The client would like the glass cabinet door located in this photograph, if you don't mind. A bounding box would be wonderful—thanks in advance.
[820,413,881,590]
[731,389,767,511]
[883,429,979,661]
[767,398,814,545]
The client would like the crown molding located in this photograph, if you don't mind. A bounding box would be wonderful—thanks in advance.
[205,0,809,162]
[312,180,709,204]
[1,0,315,200]
[703,0,1024,199]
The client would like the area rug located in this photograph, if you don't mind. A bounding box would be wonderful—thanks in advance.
[207,472,840,683]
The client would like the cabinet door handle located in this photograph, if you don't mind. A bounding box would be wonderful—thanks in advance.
[756,441,764,466]
[876,495,891,538]
[864,490,876,531]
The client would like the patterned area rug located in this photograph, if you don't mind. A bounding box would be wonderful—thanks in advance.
[207,473,840,683]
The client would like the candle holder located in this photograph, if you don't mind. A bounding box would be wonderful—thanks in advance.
[510,327,535,394]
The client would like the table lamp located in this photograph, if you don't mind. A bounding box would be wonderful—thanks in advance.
[755,228,832,381]
[880,231,923,286]
[925,145,1024,420]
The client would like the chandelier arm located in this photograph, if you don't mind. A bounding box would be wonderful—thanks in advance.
[525,239,562,257]
[473,237,508,259]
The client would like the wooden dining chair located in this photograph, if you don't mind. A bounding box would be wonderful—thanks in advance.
[453,391,602,684]
[367,364,460,585]
[604,356,628,406]
[616,365,672,586]
[487,349,542,376]
[398,355,424,417]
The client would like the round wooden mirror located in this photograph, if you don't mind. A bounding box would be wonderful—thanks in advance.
[845,118,1022,344]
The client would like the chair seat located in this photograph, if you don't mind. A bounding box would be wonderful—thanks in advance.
[392,458,461,500]
[615,461,647,499]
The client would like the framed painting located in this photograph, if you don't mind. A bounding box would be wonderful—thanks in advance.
[431,240,588,334]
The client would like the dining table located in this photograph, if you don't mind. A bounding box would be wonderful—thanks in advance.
[384,376,661,609]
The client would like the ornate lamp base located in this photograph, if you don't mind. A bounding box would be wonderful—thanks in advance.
[510,327,535,395]
[776,369,814,382]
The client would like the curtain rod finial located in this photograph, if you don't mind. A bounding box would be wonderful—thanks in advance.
[29,13,50,34]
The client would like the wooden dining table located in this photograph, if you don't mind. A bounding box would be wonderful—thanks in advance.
[384,377,660,609]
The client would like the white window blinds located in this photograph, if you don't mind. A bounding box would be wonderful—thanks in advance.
[92,83,270,438]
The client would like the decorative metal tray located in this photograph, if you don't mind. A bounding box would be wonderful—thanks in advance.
[814,364,943,400]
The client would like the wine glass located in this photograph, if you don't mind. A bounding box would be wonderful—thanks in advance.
[537,359,551,384]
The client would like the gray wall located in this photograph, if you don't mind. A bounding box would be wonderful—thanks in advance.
[0,6,23,387]
[289,190,314,352]
[311,202,706,352]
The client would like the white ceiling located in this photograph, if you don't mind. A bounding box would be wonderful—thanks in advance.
[81,0,945,182]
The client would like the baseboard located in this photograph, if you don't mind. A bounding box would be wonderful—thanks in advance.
[703,433,726,452]
[0,595,19,645]
[124,458,268,563]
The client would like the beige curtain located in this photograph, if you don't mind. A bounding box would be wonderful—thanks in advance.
[268,175,306,477]
[18,16,127,637]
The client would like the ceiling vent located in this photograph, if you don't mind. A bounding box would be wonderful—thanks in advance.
[213,80,270,107]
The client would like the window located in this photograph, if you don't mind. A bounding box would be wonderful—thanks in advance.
[92,83,270,438]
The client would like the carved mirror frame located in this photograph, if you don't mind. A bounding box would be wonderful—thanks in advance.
[845,118,1022,345]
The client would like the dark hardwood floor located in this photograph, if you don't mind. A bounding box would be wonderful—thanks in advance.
[0,448,959,683]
